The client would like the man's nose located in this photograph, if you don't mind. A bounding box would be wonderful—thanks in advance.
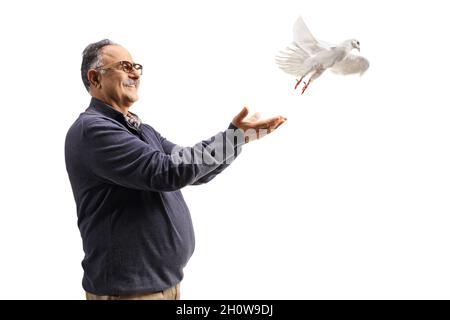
[129,70,140,80]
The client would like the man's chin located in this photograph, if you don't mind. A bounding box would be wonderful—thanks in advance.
[126,93,139,104]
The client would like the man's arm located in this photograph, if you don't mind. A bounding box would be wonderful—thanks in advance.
[81,118,245,192]
[152,123,243,186]
[152,105,288,186]
[82,107,286,192]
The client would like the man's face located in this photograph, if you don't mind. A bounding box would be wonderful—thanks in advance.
[93,45,141,110]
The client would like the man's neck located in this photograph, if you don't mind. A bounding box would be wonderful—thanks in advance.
[91,94,130,116]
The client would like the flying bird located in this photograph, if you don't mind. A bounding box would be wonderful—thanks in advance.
[276,16,369,95]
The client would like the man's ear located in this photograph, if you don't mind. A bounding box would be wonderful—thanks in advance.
[87,69,101,89]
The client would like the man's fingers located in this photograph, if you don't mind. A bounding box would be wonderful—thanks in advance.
[271,116,287,129]
[233,106,249,124]
[261,116,287,134]
[258,116,286,129]
[239,114,286,142]
[273,118,287,130]
[268,117,282,128]
[248,112,261,122]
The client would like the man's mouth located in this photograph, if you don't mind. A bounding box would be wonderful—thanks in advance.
[123,80,138,88]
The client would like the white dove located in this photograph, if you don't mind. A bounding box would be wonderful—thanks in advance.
[276,16,369,95]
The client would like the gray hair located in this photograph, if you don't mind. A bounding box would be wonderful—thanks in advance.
[81,39,116,92]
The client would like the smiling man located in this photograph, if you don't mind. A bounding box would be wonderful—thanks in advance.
[65,39,286,300]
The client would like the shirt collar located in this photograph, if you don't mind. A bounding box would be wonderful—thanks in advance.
[87,97,142,131]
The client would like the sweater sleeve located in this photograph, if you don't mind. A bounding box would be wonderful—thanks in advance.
[151,123,243,186]
[82,118,245,192]
[190,123,242,185]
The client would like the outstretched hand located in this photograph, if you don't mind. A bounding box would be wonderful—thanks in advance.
[232,107,287,143]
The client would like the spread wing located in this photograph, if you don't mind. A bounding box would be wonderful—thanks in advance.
[275,42,311,76]
[331,54,370,75]
[293,16,332,55]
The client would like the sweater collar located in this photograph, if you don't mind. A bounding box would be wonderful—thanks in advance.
[87,97,142,131]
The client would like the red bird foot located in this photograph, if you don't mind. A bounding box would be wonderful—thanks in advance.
[294,77,305,90]
[301,80,311,95]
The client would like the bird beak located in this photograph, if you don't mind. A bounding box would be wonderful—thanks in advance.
[357,47,360,52]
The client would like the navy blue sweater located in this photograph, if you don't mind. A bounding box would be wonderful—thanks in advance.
[65,98,244,295]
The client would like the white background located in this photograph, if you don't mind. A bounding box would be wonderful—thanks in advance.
[0,0,449,299]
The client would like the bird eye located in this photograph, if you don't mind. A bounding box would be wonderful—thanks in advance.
[357,41,360,45]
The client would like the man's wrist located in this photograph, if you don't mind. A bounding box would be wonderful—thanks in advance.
[229,122,238,130]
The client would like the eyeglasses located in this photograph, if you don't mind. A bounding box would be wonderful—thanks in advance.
[96,61,143,75]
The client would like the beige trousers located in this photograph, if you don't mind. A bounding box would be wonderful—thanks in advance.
[86,283,180,300]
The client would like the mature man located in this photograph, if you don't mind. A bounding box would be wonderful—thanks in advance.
[65,39,286,300]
